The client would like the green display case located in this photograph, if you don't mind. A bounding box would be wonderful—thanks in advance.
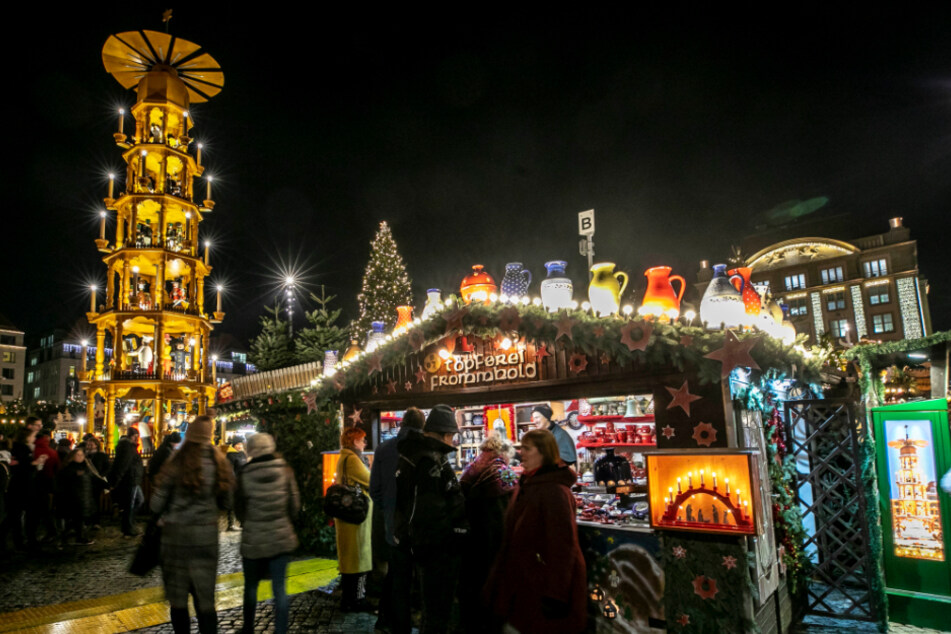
[870,398,951,627]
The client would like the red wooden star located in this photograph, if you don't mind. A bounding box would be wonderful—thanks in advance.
[722,555,737,570]
[443,306,469,335]
[367,352,383,375]
[677,614,690,627]
[620,320,652,352]
[666,380,703,416]
[415,366,428,384]
[348,408,363,425]
[404,381,413,392]
[535,343,551,360]
[568,352,588,374]
[555,315,577,340]
[692,575,719,600]
[662,425,676,439]
[704,330,761,378]
[386,380,398,394]
[680,334,694,347]
[692,421,717,447]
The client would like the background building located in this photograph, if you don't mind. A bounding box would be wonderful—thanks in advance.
[25,329,111,403]
[0,314,25,402]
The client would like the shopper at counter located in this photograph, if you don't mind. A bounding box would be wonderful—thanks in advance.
[394,404,469,633]
[335,427,373,612]
[486,429,587,634]
[370,407,426,634]
[459,435,517,634]
[532,404,577,466]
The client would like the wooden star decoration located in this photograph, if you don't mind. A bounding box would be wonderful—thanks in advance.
[386,380,398,394]
[498,307,521,332]
[404,381,413,392]
[672,545,686,559]
[555,315,577,340]
[692,575,719,600]
[666,380,703,417]
[592,326,605,338]
[619,320,652,352]
[408,330,426,351]
[415,366,428,384]
[680,334,694,347]
[443,306,469,335]
[722,555,737,570]
[333,376,346,392]
[692,421,717,447]
[662,425,676,439]
[704,330,761,378]
[348,408,363,425]
[535,344,551,360]
[568,352,588,374]
[367,352,383,375]
[677,614,690,627]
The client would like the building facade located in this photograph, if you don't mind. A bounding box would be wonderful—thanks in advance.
[0,314,25,403]
[743,218,931,344]
[25,329,112,403]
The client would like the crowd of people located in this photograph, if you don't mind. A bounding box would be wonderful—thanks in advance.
[353,403,587,634]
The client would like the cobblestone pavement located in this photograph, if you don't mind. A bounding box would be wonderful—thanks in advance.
[0,514,242,614]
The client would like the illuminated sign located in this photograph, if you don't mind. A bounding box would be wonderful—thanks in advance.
[430,349,537,390]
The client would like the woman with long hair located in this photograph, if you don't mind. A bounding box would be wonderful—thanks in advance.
[335,426,373,611]
[152,416,234,634]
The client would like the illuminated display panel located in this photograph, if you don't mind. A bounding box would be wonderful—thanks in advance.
[884,420,944,561]
[646,452,756,536]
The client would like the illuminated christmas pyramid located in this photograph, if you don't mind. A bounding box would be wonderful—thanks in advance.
[83,29,225,447]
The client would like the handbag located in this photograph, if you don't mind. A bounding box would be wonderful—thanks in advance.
[129,516,162,576]
[323,454,369,524]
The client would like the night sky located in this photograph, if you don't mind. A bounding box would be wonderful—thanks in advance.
[6,7,951,347]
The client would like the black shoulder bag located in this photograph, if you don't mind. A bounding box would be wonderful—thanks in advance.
[323,454,369,524]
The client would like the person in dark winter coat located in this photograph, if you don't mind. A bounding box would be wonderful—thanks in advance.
[56,438,72,465]
[0,450,11,554]
[83,437,110,527]
[394,404,469,634]
[236,433,299,634]
[152,415,234,634]
[31,430,60,543]
[459,435,517,634]
[369,407,426,634]
[486,429,587,634]
[147,432,181,483]
[225,438,248,531]
[7,425,42,549]
[109,428,145,536]
[532,404,577,466]
[56,448,96,545]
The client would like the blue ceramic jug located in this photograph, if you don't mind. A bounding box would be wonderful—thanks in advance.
[501,262,532,298]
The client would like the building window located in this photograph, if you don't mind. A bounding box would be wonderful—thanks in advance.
[825,291,846,312]
[2,385,13,396]
[872,313,895,333]
[820,266,844,284]
[2,351,15,363]
[863,259,888,278]
[32,386,40,398]
[829,319,850,338]
[27,371,33,383]
[0,334,15,345]
[30,357,37,366]
[786,297,809,317]
[869,288,890,305]
[232,352,247,364]
[785,274,806,290]
[1,368,13,380]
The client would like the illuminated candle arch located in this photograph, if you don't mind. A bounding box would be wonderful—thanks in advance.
[660,485,753,531]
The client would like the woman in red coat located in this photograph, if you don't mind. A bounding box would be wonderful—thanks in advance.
[485,429,587,634]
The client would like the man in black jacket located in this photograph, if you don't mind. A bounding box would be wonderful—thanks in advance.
[109,427,144,537]
[147,432,181,483]
[225,438,247,530]
[394,405,469,633]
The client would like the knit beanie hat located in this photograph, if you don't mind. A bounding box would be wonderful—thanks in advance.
[247,433,276,459]
[185,416,214,444]
[532,404,553,422]
[424,404,458,434]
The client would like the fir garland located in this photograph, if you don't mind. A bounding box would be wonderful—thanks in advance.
[844,329,951,398]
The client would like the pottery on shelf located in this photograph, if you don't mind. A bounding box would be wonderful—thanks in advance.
[594,448,633,485]
[421,289,442,320]
[638,266,686,321]
[460,265,497,304]
[395,305,413,330]
[366,321,386,352]
[699,264,745,329]
[322,350,338,376]
[500,262,532,298]
[588,262,628,317]
[540,260,573,312]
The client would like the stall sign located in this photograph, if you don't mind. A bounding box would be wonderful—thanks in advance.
[430,349,537,390]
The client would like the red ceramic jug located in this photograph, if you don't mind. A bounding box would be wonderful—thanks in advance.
[639,266,686,320]
[727,267,761,316]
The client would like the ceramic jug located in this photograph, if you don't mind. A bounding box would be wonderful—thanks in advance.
[341,339,361,362]
[395,305,413,330]
[699,264,745,329]
[588,263,628,316]
[322,350,338,376]
[540,260,573,312]
[638,266,686,321]
[460,265,497,304]
[366,321,386,352]
[727,267,762,319]
[500,262,532,298]
[421,289,442,320]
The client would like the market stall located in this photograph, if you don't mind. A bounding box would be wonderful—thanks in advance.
[311,291,819,632]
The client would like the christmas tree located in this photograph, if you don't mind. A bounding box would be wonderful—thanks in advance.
[296,286,348,364]
[248,305,295,371]
[354,221,413,341]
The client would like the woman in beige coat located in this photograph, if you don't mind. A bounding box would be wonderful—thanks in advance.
[335,427,373,611]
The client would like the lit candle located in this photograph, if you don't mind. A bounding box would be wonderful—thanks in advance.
[677,477,682,494]
[196,142,202,166]
[216,285,223,313]
[80,339,88,375]
[118,108,125,135]
[204,240,211,265]
[140,150,147,178]
[99,210,107,240]
[206,175,213,201]
[736,488,742,508]
[90,285,97,313]
[712,472,717,490]
[687,472,693,488]
[700,469,705,488]
[108,173,115,198]
[725,478,730,495]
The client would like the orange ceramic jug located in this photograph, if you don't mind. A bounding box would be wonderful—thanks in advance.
[395,305,413,330]
[638,266,686,320]
[727,267,761,317]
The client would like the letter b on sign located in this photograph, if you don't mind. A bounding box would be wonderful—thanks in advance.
[578,209,595,237]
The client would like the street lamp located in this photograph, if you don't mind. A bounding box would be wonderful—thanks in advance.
[284,275,296,337]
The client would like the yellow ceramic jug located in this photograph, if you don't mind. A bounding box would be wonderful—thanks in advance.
[588,263,628,316]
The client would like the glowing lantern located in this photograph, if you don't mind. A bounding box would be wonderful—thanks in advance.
[590,585,605,602]
[460,265,497,304]
[602,600,618,619]
[638,266,686,321]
